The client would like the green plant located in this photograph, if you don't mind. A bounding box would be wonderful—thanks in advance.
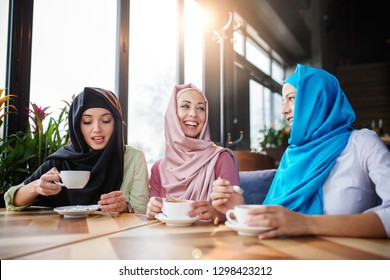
[0,132,37,193]
[258,119,291,149]
[0,88,17,127]
[28,103,70,167]
[0,101,70,194]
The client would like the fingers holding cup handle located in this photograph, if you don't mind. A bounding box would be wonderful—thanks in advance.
[226,209,236,223]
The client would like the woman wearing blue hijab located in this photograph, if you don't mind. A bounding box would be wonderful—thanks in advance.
[212,64,390,239]
[263,64,355,215]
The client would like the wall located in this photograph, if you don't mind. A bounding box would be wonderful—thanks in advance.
[336,63,390,135]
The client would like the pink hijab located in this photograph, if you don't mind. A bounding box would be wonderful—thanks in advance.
[159,83,236,200]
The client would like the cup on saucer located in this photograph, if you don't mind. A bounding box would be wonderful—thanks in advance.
[225,205,272,236]
[226,204,262,226]
[162,199,193,219]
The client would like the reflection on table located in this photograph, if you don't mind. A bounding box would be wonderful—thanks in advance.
[1,208,389,260]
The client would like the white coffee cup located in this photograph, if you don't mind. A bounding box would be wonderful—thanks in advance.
[56,170,90,189]
[226,205,262,226]
[162,199,193,219]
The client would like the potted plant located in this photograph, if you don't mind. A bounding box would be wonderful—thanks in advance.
[0,90,71,206]
[258,119,291,166]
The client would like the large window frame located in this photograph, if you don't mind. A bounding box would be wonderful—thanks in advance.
[5,0,34,137]
[4,1,286,156]
[231,12,286,150]
[3,0,205,166]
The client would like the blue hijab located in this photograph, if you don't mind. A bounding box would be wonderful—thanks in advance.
[262,64,356,214]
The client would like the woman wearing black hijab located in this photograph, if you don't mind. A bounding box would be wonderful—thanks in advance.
[5,87,149,213]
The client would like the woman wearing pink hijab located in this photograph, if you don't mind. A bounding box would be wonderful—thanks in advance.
[146,83,239,223]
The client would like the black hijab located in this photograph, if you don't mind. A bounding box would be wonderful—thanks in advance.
[24,87,125,206]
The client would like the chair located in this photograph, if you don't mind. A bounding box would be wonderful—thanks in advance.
[239,169,276,204]
[233,150,276,171]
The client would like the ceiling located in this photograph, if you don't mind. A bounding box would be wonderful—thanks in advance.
[198,0,390,67]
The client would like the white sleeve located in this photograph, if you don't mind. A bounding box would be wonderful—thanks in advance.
[360,129,390,237]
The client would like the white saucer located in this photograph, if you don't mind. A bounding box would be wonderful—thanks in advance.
[54,205,100,218]
[155,213,198,227]
[225,221,273,236]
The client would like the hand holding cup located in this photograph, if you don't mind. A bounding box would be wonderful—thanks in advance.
[226,205,263,226]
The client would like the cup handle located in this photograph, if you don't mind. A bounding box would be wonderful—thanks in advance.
[53,181,65,186]
[161,207,167,217]
[226,209,236,223]
[54,174,65,186]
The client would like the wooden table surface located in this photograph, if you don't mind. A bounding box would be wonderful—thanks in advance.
[0,207,158,260]
[1,208,389,260]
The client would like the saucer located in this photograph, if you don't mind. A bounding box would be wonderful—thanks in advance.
[54,205,100,218]
[155,213,198,227]
[225,221,273,236]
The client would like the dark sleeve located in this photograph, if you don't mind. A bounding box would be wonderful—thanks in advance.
[23,159,59,184]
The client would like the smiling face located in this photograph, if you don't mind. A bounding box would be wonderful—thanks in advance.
[281,83,296,127]
[80,107,115,150]
[176,89,206,138]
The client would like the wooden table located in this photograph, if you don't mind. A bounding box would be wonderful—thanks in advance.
[1,208,390,260]
[0,207,158,260]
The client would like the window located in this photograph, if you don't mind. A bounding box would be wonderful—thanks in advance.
[233,13,285,150]
[127,0,177,167]
[24,0,205,168]
[250,80,284,151]
[127,0,206,167]
[246,39,270,75]
[249,80,274,150]
[184,0,204,89]
[272,59,284,84]
[273,91,283,119]
[233,31,244,56]
[249,80,264,150]
[30,0,117,119]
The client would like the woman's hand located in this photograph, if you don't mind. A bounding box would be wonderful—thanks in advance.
[13,167,63,206]
[146,197,163,219]
[98,190,127,213]
[34,167,63,196]
[247,205,310,239]
[188,201,225,225]
[210,177,244,214]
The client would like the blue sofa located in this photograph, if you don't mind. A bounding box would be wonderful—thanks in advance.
[239,169,276,204]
